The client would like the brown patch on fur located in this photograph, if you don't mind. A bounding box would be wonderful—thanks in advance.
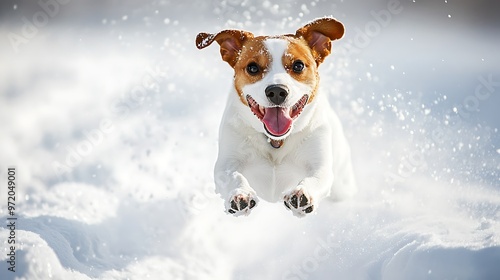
[281,37,320,103]
[295,18,344,65]
[233,36,272,105]
[196,30,254,67]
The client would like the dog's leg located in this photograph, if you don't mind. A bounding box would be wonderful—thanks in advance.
[213,105,262,216]
[215,164,259,217]
[282,174,332,217]
[282,135,334,217]
[284,109,357,217]
[283,187,314,217]
[226,183,258,216]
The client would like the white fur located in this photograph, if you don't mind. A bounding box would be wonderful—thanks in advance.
[214,38,357,217]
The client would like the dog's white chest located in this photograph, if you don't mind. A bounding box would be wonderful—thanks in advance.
[239,141,308,202]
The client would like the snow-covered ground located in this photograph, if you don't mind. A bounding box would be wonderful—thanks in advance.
[1,1,499,279]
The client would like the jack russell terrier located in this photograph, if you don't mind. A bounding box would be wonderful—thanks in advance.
[196,17,357,217]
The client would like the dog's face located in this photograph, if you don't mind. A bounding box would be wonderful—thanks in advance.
[196,18,344,140]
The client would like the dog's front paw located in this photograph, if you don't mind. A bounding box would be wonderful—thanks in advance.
[283,188,315,217]
[226,189,258,217]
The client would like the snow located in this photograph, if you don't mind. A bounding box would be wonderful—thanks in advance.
[1,1,499,279]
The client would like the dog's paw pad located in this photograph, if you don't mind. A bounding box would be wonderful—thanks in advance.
[283,189,315,217]
[226,191,257,216]
[304,205,314,213]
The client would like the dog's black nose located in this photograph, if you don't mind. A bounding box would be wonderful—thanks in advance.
[265,85,289,106]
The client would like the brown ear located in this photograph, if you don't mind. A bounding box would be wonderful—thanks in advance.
[295,17,345,65]
[196,30,254,67]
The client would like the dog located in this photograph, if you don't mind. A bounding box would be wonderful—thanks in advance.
[196,17,357,217]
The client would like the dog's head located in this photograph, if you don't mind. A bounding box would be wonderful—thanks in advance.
[196,17,344,141]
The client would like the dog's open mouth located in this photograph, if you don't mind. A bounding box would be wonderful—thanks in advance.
[246,94,309,138]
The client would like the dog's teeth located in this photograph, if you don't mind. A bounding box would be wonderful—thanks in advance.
[259,106,265,115]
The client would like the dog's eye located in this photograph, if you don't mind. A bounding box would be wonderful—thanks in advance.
[292,60,305,73]
[246,62,260,75]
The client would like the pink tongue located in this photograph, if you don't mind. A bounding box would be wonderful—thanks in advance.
[262,107,292,137]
